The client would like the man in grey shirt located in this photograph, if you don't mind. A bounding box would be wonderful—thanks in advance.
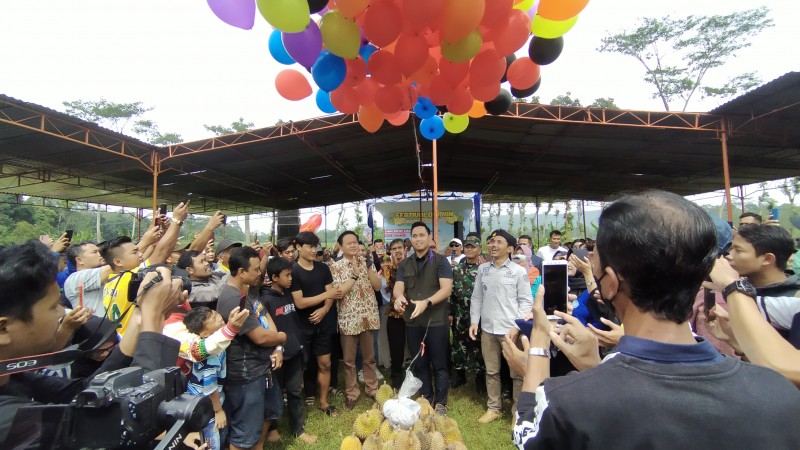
[64,242,114,314]
[469,229,532,424]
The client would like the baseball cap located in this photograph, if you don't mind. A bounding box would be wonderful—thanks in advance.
[216,239,241,254]
[449,238,463,246]
[464,236,481,247]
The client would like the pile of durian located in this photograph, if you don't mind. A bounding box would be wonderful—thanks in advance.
[340,383,468,450]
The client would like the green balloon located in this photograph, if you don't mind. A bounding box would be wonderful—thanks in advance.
[443,113,469,134]
[320,10,361,59]
[257,0,310,33]
[441,29,483,63]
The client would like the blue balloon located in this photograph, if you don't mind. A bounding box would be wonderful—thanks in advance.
[420,116,445,140]
[414,97,436,120]
[315,89,336,114]
[359,44,378,63]
[268,29,295,65]
[311,50,346,92]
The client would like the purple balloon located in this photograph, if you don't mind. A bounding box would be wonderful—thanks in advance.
[206,0,255,30]
[282,21,323,70]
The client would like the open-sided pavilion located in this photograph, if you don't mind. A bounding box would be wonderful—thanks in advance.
[1,72,798,227]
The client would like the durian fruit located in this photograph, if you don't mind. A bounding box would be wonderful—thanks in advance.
[394,429,422,450]
[367,407,383,421]
[412,418,427,433]
[353,410,381,440]
[376,383,394,407]
[429,431,446,450]
[442,426,463,446]
[341,435,362,450]
[415,397,435,417]
[446,442,468,450]
[433,415,458,433]
[382,441,394,450]
[362,435,381,450]
[378,419,397,443]
[416,430,431,450]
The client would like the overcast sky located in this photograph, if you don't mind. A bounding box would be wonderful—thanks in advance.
[1,0,797,230]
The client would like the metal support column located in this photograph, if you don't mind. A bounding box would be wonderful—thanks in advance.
[720,119,734,223]
[432,139,439,244]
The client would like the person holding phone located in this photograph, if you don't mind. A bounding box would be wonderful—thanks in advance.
[468,229,533,424]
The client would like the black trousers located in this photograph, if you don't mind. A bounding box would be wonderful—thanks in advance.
[406,324,449,406]
[387,316,406,389]
[274,355,305,436]
[304,331,341,397]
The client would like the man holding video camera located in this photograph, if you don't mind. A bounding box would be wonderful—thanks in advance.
[0,240,193,448]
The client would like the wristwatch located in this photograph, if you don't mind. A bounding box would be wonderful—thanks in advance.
[274,345,284,353]
[173,219,183,227]
[427,299,433,308]
[528,347,552,358]
[351,274,359,280]
[722,279,757,301]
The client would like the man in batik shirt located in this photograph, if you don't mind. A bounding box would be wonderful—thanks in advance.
[450,234,485,391]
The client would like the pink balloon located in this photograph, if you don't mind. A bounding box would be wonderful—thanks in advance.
[207,0,255,30]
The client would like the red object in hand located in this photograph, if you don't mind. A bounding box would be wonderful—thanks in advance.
[299,214,322,233]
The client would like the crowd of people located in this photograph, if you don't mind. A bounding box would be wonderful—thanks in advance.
[1,190,800,449]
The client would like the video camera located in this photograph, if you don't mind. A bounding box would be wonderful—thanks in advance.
[127,266,193,304]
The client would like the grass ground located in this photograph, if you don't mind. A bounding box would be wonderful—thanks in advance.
[263,368,516,450]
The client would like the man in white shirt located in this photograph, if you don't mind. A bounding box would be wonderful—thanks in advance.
[63,242,114,314]
[536,230,568,261]
[447,238,466,266]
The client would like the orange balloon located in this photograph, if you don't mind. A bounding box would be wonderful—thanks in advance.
[395,32,430,77]
[330,84,361,113]
[428,74,455,106]
[492,9,531,56]
[469,80,500,102]
[402,0,445,30]
[469,48,505,87]
[358,103,385,133]
[537,0,589,21]
[446,87,474,115]
[374,83,405,114]
[399,83,419,110]
[407,54,439,85]
[343,56,367,87]
[355,77,379,106]
[467,99,487,118]
[387,109,410,126]
[335,0,370,19]
[441,0,485,43]
[275,69,313,101]
[481,0,514,29]
[506,57,540,90]
[367,50,402,85]
[363,1,403,47]
[439,58,470,87]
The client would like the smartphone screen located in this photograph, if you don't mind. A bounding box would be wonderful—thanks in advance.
[543,261,568,314]
[704,289,716,314]
[159,203,167,216]
[184,192,193,205]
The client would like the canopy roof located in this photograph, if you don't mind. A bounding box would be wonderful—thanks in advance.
[1,72,798,213]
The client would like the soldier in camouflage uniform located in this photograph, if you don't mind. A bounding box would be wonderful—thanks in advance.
[449,234,485,390]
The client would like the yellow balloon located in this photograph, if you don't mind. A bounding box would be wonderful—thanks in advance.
[513,0,535,11]
[443,113,469,134]
[531,14,578,39]
[320,10,361,59]
[467,100,486,118]
[256,0,310,33]
[441,29,483,63]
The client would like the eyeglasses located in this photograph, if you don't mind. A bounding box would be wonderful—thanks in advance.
[449,243,461,247]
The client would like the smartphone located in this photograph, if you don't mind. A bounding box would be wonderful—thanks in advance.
[159,203,167,217]
[64,229,74,241]
[184,192,192,205]
[542,260,568,315]
[704,289,716,314]
[239,295,247,311]
[514,318,534,338]
[770,207,780,221]
[567,247,590,262]
[222,214,227,225]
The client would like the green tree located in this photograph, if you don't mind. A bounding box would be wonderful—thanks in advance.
[203,117,255,136]
[132,120,183,145]
[588,97,619,109]
[780,177,800,214]
[62,99,152,133]
[549,92,582,107]
[599,7,772,111]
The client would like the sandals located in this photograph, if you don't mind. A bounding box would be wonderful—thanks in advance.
[345,398,357,411]
[321,404,338,417]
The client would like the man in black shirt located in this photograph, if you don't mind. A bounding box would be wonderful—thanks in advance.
[216,247,286,450]
[290,232,339,416]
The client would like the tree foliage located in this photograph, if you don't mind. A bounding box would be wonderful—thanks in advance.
[598,7,772,111]
[549,92,582,107]
[588,97,619,109]
[203,117,255,136]
[63,99,182,145]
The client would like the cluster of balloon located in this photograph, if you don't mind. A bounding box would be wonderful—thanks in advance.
[206,0,588,139]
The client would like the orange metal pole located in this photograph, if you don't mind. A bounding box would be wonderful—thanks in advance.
[720,119,734,223]
[151,153,160,215]
[432,139,439,245]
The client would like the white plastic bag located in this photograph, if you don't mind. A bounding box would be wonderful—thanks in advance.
[382,370,422,429]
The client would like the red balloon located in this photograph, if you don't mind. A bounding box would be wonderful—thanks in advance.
[492,9,531,56]
[275,69,313,101]
[402,0,445,30]
[363,1,403,47]
[374,83,405,114]
[446,87,474,115]
[481,0,513,29]
[367,50,402,85]
[300,214,322,232]
[506,57,540,90]
[330,85,361,113]
[407,54,439,85]
[469,49,505,87]
[441,0,485,43]
[469,80,501,102]
[343,56,367,87]
[439,58,470,88]
[387,109,410,126]
[428,74,455,106]
[354,77,379,106]
[395,32,430,77]
[399,83,419,110]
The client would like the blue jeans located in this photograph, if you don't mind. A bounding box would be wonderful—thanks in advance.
[224,377,272,448]
[201,418,221,450]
